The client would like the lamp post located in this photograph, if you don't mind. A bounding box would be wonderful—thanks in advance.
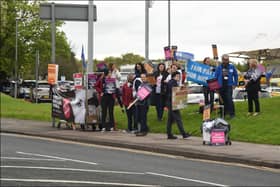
[145,0,149,63]
[168,0,171,48]
[14,18,19,98]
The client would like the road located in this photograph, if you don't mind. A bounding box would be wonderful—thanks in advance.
[1,133,279,186]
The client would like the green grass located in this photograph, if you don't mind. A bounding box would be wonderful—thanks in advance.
[1,93,280,145]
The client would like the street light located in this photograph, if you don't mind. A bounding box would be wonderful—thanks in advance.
[168,0,170,47]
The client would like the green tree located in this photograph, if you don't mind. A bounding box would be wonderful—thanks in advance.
[0,0,79,81]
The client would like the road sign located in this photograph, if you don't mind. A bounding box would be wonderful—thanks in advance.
[40,3,97,21]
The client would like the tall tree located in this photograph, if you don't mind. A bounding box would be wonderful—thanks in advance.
[0,0,79,81]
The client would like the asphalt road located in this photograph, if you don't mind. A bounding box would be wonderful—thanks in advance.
[1,133,279,186]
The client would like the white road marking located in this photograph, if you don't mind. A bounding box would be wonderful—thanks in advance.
[1,166,145,175]
[146,172,229,187]
[1,157,65,162]
[16,151,98,165]
[0,178,157,187]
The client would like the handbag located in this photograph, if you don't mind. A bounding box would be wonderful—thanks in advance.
[207,78,221,91]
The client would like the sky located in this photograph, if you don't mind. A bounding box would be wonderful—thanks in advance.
[48,1,280,62]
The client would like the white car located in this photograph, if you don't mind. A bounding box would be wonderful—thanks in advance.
[19,80,36,98]
[31,81,51,103]
[187,84,219,104]
[264,86,280,97]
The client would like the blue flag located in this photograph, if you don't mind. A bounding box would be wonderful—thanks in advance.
[265,67,276,80]
[81,45,86,69]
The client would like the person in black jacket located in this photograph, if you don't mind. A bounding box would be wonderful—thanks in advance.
[166,71,191,139]
[244,59,262,116]
[153,63,169,121]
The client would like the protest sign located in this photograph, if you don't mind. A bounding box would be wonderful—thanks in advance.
[73,73,83,90]
[127,84,152,109]
[105,77,116,94]
[48,64,59,85]
[186,60,215,86]
[172,86,188,110]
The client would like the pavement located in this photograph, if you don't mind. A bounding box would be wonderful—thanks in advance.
[1,118,280,169]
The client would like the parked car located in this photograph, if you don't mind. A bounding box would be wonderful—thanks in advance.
[0,80,12,94]
[264,86,280,97]
[187,84,219,104]
[31,81,51,103]
[233,87,271,102]
[19,80,36,98]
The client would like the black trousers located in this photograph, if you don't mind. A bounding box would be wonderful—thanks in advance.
[166,109,186,137]
[219,86,235,117]
[203,86,215,111]
[101,94,115,130]
[247,90,260,113]
[125,105,137,131]
[136,104,149,132]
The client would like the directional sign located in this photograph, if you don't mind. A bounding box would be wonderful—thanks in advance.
[40,3,97,21]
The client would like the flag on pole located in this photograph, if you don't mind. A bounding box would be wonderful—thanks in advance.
[81,45,86,69]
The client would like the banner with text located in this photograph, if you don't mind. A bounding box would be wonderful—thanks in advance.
[186,60,215,86]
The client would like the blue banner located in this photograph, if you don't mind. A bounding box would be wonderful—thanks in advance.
[174,51,194,61]
[186,60,215,86]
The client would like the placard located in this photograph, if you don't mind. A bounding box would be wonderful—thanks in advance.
[48,64,59,85]
[172,86,188,110]
[73,73,83,90]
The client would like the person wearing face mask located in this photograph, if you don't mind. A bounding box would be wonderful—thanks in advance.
[122,74,137,133]
[215,54,238,119]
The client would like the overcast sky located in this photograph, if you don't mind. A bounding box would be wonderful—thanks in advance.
[49,1,280,62]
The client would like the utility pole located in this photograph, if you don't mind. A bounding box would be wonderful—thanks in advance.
[168,0,171,48]
[145,0,149,63]
[14,18,18,98]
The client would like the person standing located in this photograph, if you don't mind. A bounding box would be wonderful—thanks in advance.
[153,63,168,121]
[134,73,151,136]
[203,57,215,111]
[122,74,137,132]
[244,59,262,116]
[109,63,123,109]
[215,54,238,119]
[166,71,191,139]
[99,70,117,131]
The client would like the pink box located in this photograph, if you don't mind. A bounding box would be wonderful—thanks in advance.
[211,131,225,144]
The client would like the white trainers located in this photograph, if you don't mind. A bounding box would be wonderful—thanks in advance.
[101,128,106,132]
[253,112,259,116]
[110,127,114,132]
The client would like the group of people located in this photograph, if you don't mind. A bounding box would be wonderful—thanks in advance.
[202,54,261,119]
[93,54,262,139]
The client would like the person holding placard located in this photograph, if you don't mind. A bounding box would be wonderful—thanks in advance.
[166,71,191,140]
[99,70,117,132]
[134,73,151,136]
